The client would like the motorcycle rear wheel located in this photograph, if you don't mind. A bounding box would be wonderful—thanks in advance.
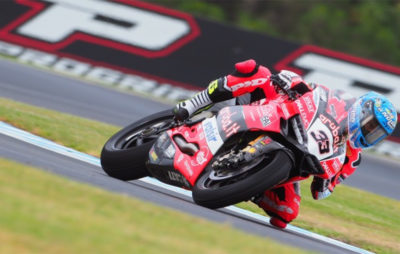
[192,150,293,209]
[100,109,174,180]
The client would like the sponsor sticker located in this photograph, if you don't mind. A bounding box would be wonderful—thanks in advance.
[377,106,396,130]
[150,148,158,161]
[219,107,241,138]
[184,160,194,177]
[202,117,223,154]
[307,118,334,160]
[191,148,209,166]
[164,144,176,158]
[303,95,315,113]
[230,78,268,92]
[261,116,271,127]
[208,79,218,95]
[295,99,309,127]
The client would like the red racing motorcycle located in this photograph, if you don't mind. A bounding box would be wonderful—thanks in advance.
[101,88,343,209]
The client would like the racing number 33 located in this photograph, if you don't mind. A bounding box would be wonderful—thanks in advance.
[310,130,330,154]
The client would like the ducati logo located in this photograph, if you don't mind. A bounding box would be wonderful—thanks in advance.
[275,45,400,113]
[0,0,200,57]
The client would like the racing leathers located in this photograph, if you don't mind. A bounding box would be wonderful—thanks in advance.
[173,59,362,228]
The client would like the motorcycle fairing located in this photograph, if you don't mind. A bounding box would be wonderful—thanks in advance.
[149,88,350,188]
[167,103,290,187]
[162,95,319,187]
[297,87,350,179]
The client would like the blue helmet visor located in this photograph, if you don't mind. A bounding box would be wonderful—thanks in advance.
[360,101,387,145]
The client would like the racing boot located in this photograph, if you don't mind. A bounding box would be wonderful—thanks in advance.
[173,90,212,121]
[253,182,301,229]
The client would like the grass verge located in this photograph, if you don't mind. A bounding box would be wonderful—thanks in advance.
[1,97,400,253]
[0,158,310,254]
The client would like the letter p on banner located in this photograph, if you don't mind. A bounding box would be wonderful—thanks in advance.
[1,0,200,57]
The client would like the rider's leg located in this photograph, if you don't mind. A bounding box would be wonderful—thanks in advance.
[254,181,301,228]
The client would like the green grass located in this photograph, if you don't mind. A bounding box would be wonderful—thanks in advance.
[0,158,310,254]
[0,97,119,156]
[1,97,400,253]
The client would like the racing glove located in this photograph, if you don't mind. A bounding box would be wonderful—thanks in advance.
[172,90,212,121]
[270,70,299,100]
[311,177,335,200]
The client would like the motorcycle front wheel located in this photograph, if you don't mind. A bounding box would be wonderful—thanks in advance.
[192,150,293,209]
[101,109,174,180]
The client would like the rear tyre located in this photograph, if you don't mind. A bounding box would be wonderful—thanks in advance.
[192,150,293,209]
[101,110,174,180]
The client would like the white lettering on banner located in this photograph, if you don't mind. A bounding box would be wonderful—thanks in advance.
[53,58,91,76]
[294,53,400,111]
[86,67,122,84]
[0,40,197,102]
[18,49,56,66]
[0,41,23,56]
[17,0,191,51]
[119,75,157,93]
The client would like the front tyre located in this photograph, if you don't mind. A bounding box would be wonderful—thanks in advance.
[192,150,293,209]
[101,110,174,181]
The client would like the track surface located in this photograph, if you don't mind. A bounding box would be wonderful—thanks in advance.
[0,58,398,253]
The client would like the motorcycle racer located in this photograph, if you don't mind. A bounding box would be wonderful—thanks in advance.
[173,59,397,228]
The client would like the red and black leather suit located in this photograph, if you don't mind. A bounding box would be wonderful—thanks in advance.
[173,59,362,228]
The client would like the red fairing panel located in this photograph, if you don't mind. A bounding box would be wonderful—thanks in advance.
[292,92,318,130]
[170,98,297,183]
[304,86,353,179]
[319,157,345,179]
[169,102,293,186]
[242,104,282,132]
[168,123,214,186]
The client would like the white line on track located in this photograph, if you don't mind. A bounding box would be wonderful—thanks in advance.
[0,121,374,254]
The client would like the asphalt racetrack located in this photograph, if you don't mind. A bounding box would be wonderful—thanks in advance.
[1,58,398,253]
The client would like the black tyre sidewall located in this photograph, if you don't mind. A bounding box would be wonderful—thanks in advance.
[192,150,292,209]
[100,109,173,180]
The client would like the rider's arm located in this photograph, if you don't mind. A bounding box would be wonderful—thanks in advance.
[217,60,313,100]
[173,59,273,121]
[332,141,362,186]
[173,59,314,121]
[311,142,362,200]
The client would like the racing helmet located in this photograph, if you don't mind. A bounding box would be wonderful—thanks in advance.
[348,92,397,149]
